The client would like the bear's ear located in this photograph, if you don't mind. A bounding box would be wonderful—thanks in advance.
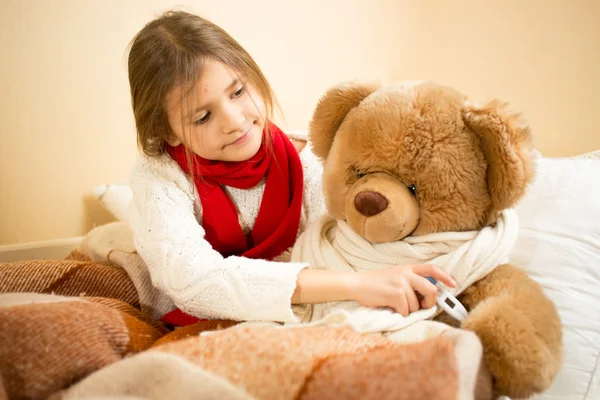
[462,99,536,216]
[309,81,379,160]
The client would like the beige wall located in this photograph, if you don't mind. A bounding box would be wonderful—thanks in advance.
[390,0,600,158]
[1,0,598,245]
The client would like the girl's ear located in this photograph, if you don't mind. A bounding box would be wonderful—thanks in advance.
[166,135,182,147]
[160,120,182,147]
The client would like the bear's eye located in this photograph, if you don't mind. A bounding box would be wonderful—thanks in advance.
[355,168,367,179]
[408,184,417,195]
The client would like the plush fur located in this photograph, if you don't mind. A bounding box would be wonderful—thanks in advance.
[309,81,563,399]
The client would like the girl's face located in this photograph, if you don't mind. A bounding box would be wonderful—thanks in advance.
[165,59,266,162]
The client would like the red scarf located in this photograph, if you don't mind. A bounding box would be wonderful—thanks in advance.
[162,122,304,326]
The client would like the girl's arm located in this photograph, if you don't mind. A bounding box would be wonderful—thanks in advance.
[293,265,455,317]
[129,154,308,323]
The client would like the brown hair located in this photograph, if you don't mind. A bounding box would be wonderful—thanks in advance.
[127,10,277,157]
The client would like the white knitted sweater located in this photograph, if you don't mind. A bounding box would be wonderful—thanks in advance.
[128,144,326,323]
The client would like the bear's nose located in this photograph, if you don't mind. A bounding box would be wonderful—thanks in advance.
[354,191,388,217]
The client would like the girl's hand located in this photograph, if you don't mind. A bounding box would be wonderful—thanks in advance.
[350,264,456,317]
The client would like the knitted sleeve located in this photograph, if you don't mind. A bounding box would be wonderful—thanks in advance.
[128,154,308,322]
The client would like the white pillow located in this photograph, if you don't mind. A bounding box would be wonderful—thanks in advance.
[510,150,600,400]
[93,184,133,222]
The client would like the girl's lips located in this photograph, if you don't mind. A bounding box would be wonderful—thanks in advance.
[228,128,251,147]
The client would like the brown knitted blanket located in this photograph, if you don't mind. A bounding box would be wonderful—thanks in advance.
[0,240,491,399]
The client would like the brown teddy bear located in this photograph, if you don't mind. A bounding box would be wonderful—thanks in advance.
[303,81,563,399]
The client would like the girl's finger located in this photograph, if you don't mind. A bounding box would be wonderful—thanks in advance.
[409,275,438,309]
[391,290,409,317]
[403,279,420,313]
[412,264,456,288]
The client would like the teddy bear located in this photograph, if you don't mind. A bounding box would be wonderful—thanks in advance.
[297,81,563,399]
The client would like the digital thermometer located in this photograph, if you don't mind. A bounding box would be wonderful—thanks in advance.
[426,276,468,321]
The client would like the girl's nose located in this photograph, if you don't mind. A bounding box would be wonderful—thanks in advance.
[221,103,245,134]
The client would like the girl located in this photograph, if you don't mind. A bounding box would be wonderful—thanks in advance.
[127,10,455,326]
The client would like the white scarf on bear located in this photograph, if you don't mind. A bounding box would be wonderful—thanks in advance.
[290,209,519,335]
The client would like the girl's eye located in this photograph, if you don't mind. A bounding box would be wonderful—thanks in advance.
[194,112,211,125]
[232,85,245,98]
